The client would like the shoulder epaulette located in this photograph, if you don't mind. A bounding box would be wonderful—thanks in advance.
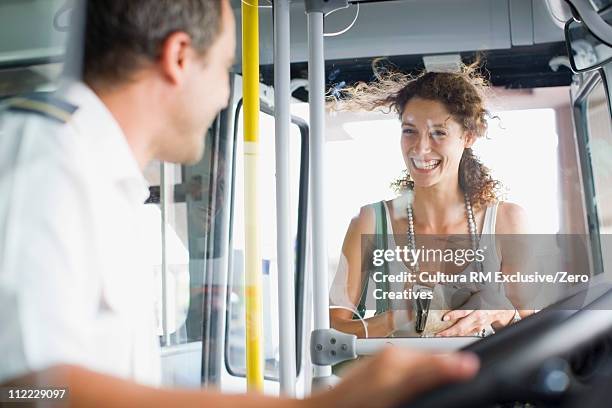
[3,93,78,124]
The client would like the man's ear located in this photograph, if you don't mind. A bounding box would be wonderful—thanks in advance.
[159,32,193,85]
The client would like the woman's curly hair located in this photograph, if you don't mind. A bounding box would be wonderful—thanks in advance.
[332,59,501,208]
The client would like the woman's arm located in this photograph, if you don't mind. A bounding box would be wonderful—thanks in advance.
[329,205,397,338]
[495,202,535,322]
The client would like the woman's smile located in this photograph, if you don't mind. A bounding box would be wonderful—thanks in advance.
[410,157,442,172]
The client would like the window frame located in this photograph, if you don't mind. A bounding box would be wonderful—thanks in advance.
[572,68,612,276]
[146,111,234,384]
[223,98,309,381]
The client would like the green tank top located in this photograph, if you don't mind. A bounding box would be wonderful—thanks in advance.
[355,201,391,319]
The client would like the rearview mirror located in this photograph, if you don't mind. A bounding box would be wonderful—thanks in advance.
[565,6,612,72]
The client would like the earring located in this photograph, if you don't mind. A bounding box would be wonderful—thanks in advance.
[403,170,414,190]
[392,169,414,193]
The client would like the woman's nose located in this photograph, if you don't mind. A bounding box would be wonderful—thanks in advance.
[413,134,431,155]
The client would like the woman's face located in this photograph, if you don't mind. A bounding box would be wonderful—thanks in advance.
[400,97,474,188]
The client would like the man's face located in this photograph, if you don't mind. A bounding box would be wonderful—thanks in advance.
[163,0,236,164]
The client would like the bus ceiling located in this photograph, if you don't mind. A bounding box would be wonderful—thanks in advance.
[0,1,609,94]
[229,0,610,91]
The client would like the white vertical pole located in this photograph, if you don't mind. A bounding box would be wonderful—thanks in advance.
[274,0,297,396]
[160,162,170,346]
[307,9,332,378]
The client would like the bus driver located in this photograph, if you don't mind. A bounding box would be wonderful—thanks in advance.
[0,1,479,407]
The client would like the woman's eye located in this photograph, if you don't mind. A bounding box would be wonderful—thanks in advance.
[431,130,447,138]
[402,128,416,135]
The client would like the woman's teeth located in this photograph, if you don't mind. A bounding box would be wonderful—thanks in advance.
[412,158,441,170]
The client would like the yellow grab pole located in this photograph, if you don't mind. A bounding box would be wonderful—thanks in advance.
[242,0,264,391]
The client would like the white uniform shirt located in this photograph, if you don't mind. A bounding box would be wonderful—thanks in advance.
[0,81,161,386]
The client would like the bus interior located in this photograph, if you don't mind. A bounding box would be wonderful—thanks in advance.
[1,0,612,406]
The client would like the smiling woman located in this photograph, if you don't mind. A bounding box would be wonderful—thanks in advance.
[329,62,532,339]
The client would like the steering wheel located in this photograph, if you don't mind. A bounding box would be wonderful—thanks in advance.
[402,283,612,408]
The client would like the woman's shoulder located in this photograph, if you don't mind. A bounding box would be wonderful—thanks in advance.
[348,203,379,235]
[494,201,529,234]
[352,196,409,234]
[352,199,396,231]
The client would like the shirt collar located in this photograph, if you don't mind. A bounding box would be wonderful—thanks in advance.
[58,81,150,204]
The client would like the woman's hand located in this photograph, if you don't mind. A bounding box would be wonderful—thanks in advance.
[435,290,516,337]
[435,309,514,337]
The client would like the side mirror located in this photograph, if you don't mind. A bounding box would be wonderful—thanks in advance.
[564,5,612,72]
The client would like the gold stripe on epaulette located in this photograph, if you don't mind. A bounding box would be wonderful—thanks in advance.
[8,97,73,123]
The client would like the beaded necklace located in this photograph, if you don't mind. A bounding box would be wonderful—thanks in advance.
[406,192,481,275]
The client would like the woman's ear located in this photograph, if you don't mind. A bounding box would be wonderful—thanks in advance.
[464,132,477,148]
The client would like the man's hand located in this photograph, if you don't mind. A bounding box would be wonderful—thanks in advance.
[310,348,479,408]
